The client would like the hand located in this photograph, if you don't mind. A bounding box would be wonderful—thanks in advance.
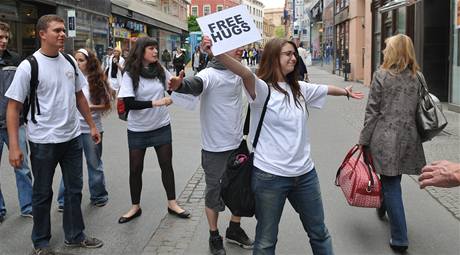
[9,146,23,169]
[90,127,101,144]
[345,85,365,100]
[201,36,213,56]
[419,160,460,188]
[168,70,185,91]
[113,58,118,64]
[152,97,173,107]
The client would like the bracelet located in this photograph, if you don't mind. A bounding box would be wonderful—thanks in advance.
[345,88,350,100]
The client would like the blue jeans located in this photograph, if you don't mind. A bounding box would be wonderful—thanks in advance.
[29,136,86,248]
[0,126,33,216]
[251,167,333,255]
[380,175,408,246]
[57,133,108,206]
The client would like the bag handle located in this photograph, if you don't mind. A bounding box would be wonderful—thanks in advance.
[415,72,429,95]
[335,145,379,192]
[252,84,271,149]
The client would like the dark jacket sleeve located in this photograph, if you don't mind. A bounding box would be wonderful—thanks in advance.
[175,76,204,96]
[123,97,152,110]
[359,72,383,145]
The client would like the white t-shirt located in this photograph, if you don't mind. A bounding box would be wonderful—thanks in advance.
[118,69,171,132]
[196,67,244,152]
[79,80,103,133]
[6,50,85,143]
[108,56,125,90]
[245,78,328,177]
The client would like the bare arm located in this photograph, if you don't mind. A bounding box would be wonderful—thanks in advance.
[76,91,101,144]
[201,36,256,99]
[6,99,23,168]
[327,85,364,99]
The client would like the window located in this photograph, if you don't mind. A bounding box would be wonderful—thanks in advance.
[216,5,223,12]
[191,6,198,16]
[203,5,210,16]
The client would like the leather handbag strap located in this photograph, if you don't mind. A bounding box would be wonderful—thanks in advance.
[252,84,271,149]
[416,72,429,95]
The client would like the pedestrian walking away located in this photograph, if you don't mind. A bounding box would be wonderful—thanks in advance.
[169,45,254,255]
[5,14,103,255]
[161,49,171,71]
[57,48,114,212]
[203,36,364,255]
[192,46,206,75]
[0,21,33,224]
[117,37,190,225]
[359,34,427,253]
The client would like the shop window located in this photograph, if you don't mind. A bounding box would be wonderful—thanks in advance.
[191,6,198,16]
[396,7,406,34]
[203,5,210,16]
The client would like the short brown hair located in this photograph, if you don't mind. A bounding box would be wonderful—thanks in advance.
[0,21,10,33]
[36,14,65,34]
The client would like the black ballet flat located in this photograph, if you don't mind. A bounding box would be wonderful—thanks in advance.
[167,207,190,218]
[390,244,408,253]
[118,208,142,224]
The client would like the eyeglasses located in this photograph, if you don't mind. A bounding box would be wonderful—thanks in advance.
[280,51,298,58]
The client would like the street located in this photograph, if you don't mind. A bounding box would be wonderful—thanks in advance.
[0,66,459,255]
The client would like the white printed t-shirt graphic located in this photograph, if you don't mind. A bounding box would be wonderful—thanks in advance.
[197,5,262,56]
[6,51,85,144]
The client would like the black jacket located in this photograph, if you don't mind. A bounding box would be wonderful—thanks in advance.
[0,49,22,128]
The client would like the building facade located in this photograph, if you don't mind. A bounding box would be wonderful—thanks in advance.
[0,0,111,59]
[189,0,240,17]
[263,16,275,45]
[242,0,264,35]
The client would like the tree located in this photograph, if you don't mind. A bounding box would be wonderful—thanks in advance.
[188,16,201,32]
[274,26,285,38]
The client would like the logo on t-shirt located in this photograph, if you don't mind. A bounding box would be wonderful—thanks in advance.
[65,71,74,80]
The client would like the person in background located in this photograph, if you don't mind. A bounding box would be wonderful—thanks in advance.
[191,46,206,75]
[419,160,460,188]
[106,47,125,92]
[117,37,189,224]
[172,47,186,76]
[101,46,113,70]
[161,49,171,71]
[0,21,33,224]
[6,14,103,254]
[202,36,363,255]
[358,34,427,253]
[296,42,309,82]
[56,48,114,212]
[123,49,129,59]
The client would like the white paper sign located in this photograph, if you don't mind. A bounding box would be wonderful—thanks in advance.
[197,5,262,56]
[171,92,199,111]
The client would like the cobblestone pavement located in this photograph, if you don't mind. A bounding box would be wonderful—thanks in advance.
[142,167,206,255]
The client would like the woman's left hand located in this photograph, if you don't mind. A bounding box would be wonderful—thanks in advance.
[152,97,173,107]
[345,85,365,99]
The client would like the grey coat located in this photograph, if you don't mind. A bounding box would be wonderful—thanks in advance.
[359,69,426,176]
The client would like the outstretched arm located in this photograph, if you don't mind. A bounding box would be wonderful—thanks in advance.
[327,85,364,99]
[201,36,256,99]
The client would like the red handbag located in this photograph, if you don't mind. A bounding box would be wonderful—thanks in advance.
[335,145,382,208]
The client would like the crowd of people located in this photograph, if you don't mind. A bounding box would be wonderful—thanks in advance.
[0,13,458,255]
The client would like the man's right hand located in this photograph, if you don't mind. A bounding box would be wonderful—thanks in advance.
[9,146,23,169]
[200,36,213,56]
[168,70,185,91]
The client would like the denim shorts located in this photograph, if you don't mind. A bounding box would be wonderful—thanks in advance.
[127,124,172,149]
[201,149,234,213]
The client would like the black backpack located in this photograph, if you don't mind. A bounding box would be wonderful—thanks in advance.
[24,53,78,124]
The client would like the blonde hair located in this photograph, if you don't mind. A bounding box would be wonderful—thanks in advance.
[381,34,419,77]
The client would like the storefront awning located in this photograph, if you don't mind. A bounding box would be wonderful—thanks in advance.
[379,0,420,13]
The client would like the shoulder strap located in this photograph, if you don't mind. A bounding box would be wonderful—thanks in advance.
[252,84,270,149]
[61,53,78,78]
[26,55,39,124]
[415,72,429,94]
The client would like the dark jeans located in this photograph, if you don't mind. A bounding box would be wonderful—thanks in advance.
[29,136,85,248]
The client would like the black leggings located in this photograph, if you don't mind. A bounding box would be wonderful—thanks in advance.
[129,143,176,204]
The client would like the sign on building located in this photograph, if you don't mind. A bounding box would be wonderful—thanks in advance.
[197,5,261,56]
[67,10,76,38]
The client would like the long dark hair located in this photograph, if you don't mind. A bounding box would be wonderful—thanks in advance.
[124,37,165,91]
[76,48,114,115]
[257,38,304,108]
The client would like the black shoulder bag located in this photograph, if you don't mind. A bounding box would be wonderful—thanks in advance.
[220,84,270,217]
